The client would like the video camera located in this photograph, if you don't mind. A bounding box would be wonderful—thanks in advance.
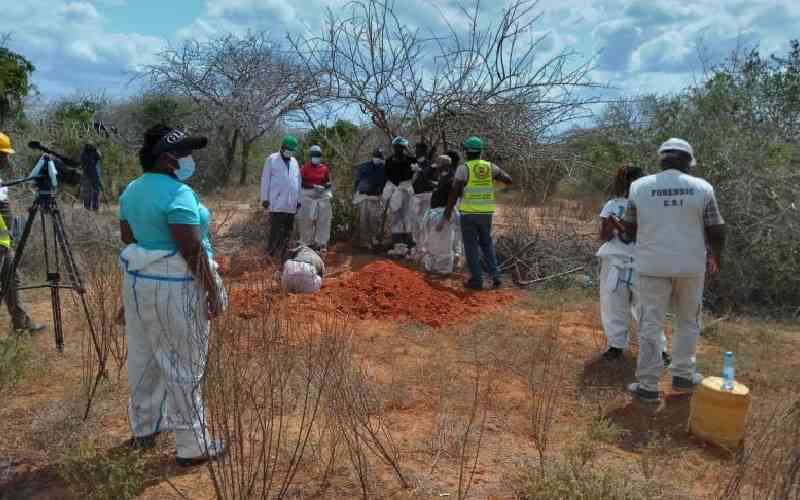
[0,141,81,192]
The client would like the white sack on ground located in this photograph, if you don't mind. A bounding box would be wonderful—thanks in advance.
[281,260,322,293]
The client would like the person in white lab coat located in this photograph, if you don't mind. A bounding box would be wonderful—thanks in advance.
[261,135,301,260]
[622,138,726,404]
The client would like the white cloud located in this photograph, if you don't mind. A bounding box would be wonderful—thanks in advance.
[3,0,164,98]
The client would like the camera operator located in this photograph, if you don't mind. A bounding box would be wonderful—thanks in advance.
[0,132,46,335]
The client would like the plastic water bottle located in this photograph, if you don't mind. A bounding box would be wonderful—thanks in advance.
[722,352,735,391]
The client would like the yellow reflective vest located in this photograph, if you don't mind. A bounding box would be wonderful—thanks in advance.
[459,159,496,214]
[0,213,10,249]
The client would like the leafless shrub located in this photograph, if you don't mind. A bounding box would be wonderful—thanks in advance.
[203,280,354,500]
[719,394,800,500]
[326,357,410,497]
[79,261,125,380]
[496,200,595,288]
[455,360,490,500]
[527,310,567,472]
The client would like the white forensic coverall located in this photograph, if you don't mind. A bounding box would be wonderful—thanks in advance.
[120,244,226,459]
[597,198,667,352]
[382,180,414,236]
[624,170,724,392]
[297,188,333,248]
[353,193,383,248]
[420,207,461,274]
[411,191,433,249]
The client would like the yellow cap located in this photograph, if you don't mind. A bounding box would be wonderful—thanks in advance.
[0,133,14,154]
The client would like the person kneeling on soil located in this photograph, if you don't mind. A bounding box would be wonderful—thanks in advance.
[281,245,325,294]
[597,164,670,366]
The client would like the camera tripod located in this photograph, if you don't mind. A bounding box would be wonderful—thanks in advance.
[0,169,106,418]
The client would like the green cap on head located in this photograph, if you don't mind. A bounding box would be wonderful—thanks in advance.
[463,136,483,152]
[281,135,298,151]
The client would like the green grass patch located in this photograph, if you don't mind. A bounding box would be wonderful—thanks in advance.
[0,334,34,391]
[57,442,146,500]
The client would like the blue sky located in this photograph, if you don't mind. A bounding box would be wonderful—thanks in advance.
[3,0,799,106]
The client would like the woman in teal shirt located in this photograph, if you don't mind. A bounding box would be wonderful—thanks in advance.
[118,125,224,466]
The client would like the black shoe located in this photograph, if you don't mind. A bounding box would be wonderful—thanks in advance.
[602,347,624,361]
[176,440,226,467]
[672,373,703,393]
[125,432,160,450]
[627,383,660,404]
[465,281,483,291]
[13,323,47,335]
[491,279,502,290]
[662,352,672,367]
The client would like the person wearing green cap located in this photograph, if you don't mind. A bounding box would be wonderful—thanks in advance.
[439,136,512,290]
[261,135,302,259]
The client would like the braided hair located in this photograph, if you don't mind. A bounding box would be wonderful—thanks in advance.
[138,124,172,171]
[609,164,644,198]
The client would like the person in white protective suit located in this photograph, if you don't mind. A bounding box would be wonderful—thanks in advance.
[622,138,726,404]
[118,125,226,466]
[597,165,670,366]
[352,148,387,249]
[383,137,416,257]
[420,153,462,274]
[410,142,437,256]
[297,145,333,251]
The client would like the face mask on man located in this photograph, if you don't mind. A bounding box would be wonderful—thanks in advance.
[175,155,196,181]
[311,157,321,166]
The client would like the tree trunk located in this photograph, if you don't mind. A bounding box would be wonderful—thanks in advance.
[239,138,252,186]
[220,127,240,186]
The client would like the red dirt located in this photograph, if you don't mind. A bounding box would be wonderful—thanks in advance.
[228,259,517,328]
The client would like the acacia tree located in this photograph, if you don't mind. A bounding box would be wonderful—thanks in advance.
[0,35,36,127]
[289,0,601,195]
[139,32,316,185]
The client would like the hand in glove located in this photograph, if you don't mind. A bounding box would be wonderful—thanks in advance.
[411,163,422,173]
[314,185,326,193]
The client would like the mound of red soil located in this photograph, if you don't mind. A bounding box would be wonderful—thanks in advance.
[226,259,516,327]
[318,260,515,328]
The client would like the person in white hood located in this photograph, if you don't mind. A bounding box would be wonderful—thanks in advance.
[622,138,726,404]
[118,125,226,466]
[261,135,301,260]
[597,164,670,366]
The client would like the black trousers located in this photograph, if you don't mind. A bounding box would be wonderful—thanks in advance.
[267,212,295,259]
[0,247,33,329]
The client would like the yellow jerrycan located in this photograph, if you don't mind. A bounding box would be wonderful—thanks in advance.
[689,376,751,449]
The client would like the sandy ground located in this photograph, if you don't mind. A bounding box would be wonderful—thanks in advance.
[1,200,797,499]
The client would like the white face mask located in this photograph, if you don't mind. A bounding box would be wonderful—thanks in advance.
[311,157,321,165]
[373,158,385,166]
[175,155,196,181]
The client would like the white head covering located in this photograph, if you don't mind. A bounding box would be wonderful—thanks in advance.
[658,138,696,167]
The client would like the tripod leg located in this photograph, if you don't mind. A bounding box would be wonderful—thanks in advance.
[50,203,108,419]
